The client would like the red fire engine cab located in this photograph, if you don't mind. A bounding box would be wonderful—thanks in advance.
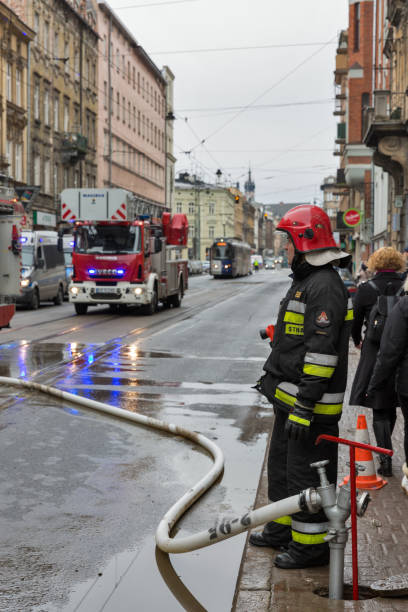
[61,188,188,315]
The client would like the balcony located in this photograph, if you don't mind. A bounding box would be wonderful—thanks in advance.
[387,0,406,26]
[364,89,408,194]
[334,53,348,85]
[61,132,88,164]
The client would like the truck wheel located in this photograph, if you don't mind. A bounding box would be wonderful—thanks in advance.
[29,289,40,310]
[74,303,88,315]
[171,283,183,308]
[53,285,64,306]
[143,287,158,315]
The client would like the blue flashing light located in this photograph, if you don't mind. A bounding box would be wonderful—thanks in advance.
[20,236,28,243]
[116,269,125,275]
[69,240,74,247]
[88,268,96,275]
[39,238,43,242]
[88,354,94,364]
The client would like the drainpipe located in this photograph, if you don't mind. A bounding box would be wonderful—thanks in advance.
[26,41,31,186]
[107,12,112,188]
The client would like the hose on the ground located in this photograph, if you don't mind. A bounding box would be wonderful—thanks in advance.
[0,376,305,553]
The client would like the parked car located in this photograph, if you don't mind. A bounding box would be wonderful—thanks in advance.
[18,230,67,310]
[335,267,357,299]
[188,260,203,275]
[201,260,210,273]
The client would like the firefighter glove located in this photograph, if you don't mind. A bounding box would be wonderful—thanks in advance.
[285,402,313,441]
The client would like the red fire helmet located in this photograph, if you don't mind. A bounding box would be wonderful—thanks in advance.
[276,205,337,253]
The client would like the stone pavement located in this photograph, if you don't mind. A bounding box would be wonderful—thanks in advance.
[232,345,408,611]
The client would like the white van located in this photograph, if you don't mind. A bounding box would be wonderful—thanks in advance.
[63,235,74,294]
[18,231,67,309]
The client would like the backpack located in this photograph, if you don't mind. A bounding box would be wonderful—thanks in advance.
[365,280,404,344]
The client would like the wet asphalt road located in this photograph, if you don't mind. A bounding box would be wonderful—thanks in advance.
[0,270,291,612]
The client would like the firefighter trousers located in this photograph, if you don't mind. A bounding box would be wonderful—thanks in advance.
[263,406,339,562]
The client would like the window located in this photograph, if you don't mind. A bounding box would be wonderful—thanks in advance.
[34,81,40,120]
[34,155,41,186]
[34,12,40,37]
[103,35,107,58]
[128,101,131,126]
[176,202,182,213]
[189,202,194,214]
[64,99,69,132]
[54,92,59,131]
[6,140,11,169]
[132,66,136,89]
[44,159,51,193]
[117,92,120,119]
[15,143,22,182]
[64,42,69,73]
[208,202,215,215]
[110,87,113,115]
[209,227,215,239]
[6,63,12,101]
[74,50,79,80]
[116,48,120,72]
[122,96,126,122]
[133,106,136,131]
[138,111,141,135]
[44,89,49,124]
[85,59,89,83]
[137,71,140,93]
[54,32,59,56]
[16,69,22,105]
[122,54,125,77]
[54,163,59,195]
[146,118,149,142]
[44,22,49,53]
[354,2,360,51]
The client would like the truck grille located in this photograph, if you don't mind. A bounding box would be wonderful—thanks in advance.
[90,292,120,300]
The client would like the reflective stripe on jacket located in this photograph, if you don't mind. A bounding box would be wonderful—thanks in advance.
[262,264,352,422]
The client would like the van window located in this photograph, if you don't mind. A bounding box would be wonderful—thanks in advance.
[22,247,34,267]
[43,244,65,268]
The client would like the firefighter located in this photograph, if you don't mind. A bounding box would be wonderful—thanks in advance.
[251,205,353,569]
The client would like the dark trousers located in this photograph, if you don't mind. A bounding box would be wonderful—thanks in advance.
[263,407,339,560]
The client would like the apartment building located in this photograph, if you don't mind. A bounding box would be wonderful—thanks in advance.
[0,1,34,186]
[174,173,236,260]
[97,1,169,216]
[8,0,99,228]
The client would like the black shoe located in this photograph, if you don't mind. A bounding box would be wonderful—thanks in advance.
[274,550,330,569]
[377,457,393,477]
[249,532,289,550]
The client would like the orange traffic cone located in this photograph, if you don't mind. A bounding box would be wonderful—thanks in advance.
[342,414,387,490]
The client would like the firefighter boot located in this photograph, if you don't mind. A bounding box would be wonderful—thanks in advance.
[249,521,290,550]
[402,463,408,496]
[274,542,330,569]
[373,420,393,476]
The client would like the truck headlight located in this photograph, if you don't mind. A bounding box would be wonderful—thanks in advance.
[20,278,30,288]
[133,287,143,295]
[70,286,79,296]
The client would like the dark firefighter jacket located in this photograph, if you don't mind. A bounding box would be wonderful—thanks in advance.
[369,295,408,398]
[260,260,352,423]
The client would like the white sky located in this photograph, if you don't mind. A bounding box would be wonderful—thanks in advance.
[107,0,348,204]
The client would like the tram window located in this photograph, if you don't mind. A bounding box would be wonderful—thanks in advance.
[212,244,232,258]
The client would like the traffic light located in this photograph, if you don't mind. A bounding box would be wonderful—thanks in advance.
[264,213,268,219]
[235,195,239,203]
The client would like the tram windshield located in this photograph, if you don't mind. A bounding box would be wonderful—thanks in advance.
[211,242,233,259]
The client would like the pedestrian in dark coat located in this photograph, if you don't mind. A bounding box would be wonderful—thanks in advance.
[368,278,408,492]
[349,247,405,475]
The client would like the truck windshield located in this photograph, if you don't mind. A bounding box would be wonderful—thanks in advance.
[74,225,141,254]
[21,247,34,267]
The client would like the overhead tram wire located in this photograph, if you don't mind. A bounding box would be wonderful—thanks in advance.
[114,0,198,9]
[188,35,338,153]
[149,41,338,55]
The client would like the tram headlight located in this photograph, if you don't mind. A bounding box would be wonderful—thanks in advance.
[70,286,79,296]
[214,263,219,269]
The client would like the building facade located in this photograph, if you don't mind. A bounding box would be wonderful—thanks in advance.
[8,0,99,228]
[0,1,34,187]
[174,173,236,261]
[97,1,168,216]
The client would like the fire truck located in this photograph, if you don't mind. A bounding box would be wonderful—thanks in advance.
[60,188,189,315]
[0,185,23,328]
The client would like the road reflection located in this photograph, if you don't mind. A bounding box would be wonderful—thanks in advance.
[155,547,207,612]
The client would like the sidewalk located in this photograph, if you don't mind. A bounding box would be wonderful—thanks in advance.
[232,345,408,611]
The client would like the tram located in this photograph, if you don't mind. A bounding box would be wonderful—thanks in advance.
[210,237,251,278]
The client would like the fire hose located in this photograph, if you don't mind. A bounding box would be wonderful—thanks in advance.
[0,376,391,600]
